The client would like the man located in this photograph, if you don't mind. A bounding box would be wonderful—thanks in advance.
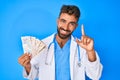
[18,5,103,80]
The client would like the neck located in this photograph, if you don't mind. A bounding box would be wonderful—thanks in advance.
[56,34,70,48]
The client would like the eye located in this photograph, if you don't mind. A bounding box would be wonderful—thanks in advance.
[69,22,77,27]
[60,19,66,23]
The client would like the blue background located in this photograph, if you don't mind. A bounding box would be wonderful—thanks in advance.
[0,0,120,80]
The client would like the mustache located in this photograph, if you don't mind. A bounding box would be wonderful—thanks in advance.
[60,27,71,32]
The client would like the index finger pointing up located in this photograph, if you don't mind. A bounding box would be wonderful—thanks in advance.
[81,24,85,36]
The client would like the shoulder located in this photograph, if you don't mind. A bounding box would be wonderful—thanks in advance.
[41,33,55,45]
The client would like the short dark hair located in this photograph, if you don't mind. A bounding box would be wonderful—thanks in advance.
[59,5,80,20]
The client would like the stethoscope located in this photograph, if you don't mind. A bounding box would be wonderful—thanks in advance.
[45,34,81,67]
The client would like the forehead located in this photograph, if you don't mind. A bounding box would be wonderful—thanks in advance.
[59,13,78,22]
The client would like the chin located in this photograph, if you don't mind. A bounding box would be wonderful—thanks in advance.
[58,33,71,39]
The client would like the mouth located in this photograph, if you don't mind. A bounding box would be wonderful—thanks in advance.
[60,28,70,35]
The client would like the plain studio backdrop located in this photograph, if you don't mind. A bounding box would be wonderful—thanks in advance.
[0,0,120,80]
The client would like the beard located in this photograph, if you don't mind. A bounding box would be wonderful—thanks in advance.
[57,27,73,39]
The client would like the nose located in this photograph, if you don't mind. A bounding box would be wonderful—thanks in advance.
[63,23,69,30]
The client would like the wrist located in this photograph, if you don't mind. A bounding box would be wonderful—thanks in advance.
[24,64,31,75]
[87,49,97,62]
[86,48,94,53]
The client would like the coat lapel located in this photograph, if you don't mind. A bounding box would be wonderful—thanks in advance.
[45,33,55,80]
[70,36,77,80]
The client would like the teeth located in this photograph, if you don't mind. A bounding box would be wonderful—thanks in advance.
[61,29,67,34]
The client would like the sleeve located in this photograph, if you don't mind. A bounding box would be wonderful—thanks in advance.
[22,48,47,80]
[83,50,103,80]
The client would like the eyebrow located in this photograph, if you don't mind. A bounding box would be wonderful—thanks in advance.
[70,21,77,24]
[59,18,77,23]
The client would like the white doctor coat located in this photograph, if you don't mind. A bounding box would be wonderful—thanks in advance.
[23,33,103,80]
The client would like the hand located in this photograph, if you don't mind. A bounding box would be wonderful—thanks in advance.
[76,24,94,51]
[18,53,31,74]
[76,24,96,62]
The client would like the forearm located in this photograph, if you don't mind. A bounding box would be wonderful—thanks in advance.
[87,49,97,62]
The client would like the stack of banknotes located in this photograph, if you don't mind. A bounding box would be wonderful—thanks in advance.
[21,36,46,57]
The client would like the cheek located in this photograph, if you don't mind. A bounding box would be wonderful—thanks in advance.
[57,20,62,26]
[70,26,76,32]
[57,22,61,28]
[57,25,61,30]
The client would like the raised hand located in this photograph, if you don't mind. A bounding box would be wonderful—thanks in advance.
[76,24,94,51]
[76,24,96,62]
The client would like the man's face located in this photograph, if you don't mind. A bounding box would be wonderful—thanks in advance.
[57,13,78,39]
